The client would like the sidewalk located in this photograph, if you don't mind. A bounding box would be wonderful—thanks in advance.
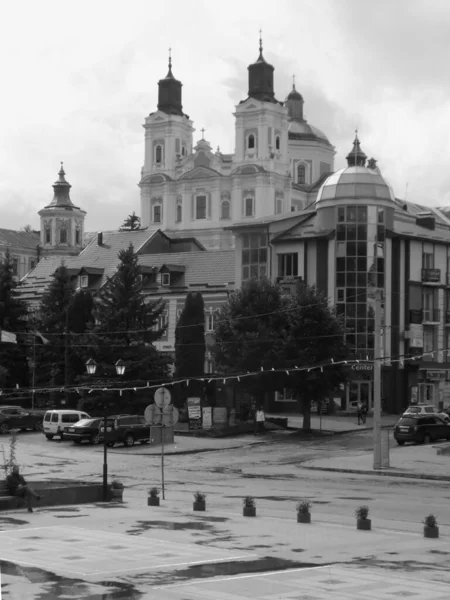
[302,439,450,481]
[267,412,399,433]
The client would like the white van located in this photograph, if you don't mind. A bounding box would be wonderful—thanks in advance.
[43,409,90,440]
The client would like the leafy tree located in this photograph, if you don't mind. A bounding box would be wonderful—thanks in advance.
[0,250,29,388]
[21,225,33,233]
[213,278,348,429]
[89,244,169,388]
[175,292,205,378]
[120,212,142,231]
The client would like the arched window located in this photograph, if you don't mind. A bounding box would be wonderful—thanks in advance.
[275,136,280,150]
[155,145,162,163]
[297,163,306,184]
[153,204,162,223]
[75,228,81,245]
[176,203,182,222]
[221,200,230,220]
[60,228,67,244]
[248,134,255,149]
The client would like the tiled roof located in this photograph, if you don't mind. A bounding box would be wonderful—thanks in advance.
[139,251,235,287]
[0,229,40,250]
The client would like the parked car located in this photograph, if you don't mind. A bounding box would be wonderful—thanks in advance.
[394,415,450,445]
[103,415,150,447]
[0,407,44,434]
[42,410,90,440]
[64,418,114,445]
[403,404,449,422]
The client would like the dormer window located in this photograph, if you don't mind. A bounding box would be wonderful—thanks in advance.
[161,272,170,286]
[79,275,88,288]
[248,134,255,149]
[275,136,280,150]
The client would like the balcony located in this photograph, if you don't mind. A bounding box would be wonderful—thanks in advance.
[421,268,441,283]
[422,308,440,324]
[409,309,423,324]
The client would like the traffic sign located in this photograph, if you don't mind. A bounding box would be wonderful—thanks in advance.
[144,404,155,424]
[154,387,171,408]
[162,405,179,427]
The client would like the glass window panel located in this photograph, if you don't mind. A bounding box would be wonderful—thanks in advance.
[242,266,249,279]
[346,257,357,271]
[336,225,346,241]
[357,206,367,222]
[347,272,356,286]
[346,288,357,301]
[357,272,367,286]
[355,184,376,196]
[250,265,258,277]
[357,257,366,271]
[347,225,357,240]
[336,303,345,316]
[242,249,250,264]
[250,235,258,249]
[347,242,357,256]
[259,234,268,247]
[347,206,357,222]
[336,257,346,271]
[250,249,258,262]
[259,265,267,276]
[378,208,385,223]
[346,304,356,318]
[368,272,377,286]
[321,185,336,200]
[357,224,367,240]
[243,234,249,248]
[375,242,384,257]
[259,248,267,262]
[377,273,384,287]
[356,289,367,302]
[376,258,384,272]
[357,334,367,349]
[337,207,345,222]
[357,304,367,318]
[336,273,345,286]
[377,226,385,241]
[337,288,345,302]
[336,242,346,257]
[357,242,367,256]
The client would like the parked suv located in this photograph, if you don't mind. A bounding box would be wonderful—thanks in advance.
[104,415,149,447]
[394,415,450,445]
[0,407,43,434]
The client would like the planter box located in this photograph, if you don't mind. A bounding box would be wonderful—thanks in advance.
[424,525,439,538]
[110,489,123,502]
[357,518,371,531]
[243,506,256,517]
[297,512,311,524]
[0,482,106,511]
[148,497,160,506]
[193,500,206,511]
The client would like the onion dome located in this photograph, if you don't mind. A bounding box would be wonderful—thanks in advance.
[45,163,79,209]
[346,132,367,167]
[247,32,278,103]
[157,49,184,116]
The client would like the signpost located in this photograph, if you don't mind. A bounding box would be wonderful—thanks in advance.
[144,388,179,500]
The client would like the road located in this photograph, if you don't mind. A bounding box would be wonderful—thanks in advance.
[1,429,450,598]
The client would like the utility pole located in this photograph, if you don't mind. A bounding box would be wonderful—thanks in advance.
[373,288,382,469]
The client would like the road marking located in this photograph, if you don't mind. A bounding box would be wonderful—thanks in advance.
[153,565,331,589]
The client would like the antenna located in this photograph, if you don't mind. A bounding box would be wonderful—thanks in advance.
[405,182,409,201]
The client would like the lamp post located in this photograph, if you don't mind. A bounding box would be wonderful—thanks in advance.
[85,358,126,501]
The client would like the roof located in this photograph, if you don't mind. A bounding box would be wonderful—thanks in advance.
[228,208,316,229]
[316,167,396,204]
[0,229,40,250]
[288,120,330,145]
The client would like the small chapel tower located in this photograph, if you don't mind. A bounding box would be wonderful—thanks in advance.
[38,164,86,257]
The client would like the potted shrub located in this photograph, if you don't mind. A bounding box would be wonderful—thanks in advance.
[110,480,124,502]
[243,496,256,517]
[296,500,311,524]
[355,505,371,530]
[148,487,160,506]
[193,491,206,511]
[423,514,439,538]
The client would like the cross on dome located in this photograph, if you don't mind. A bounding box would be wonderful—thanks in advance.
[201,127,206,140]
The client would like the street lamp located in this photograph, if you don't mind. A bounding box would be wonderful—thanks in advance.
[85,358,126,500]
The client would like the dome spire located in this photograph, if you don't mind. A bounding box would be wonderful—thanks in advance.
[49,162,74,207]
[258,28,264,61]
[166,47,174,79]
[346,130,367,167]
[247,30,276,102]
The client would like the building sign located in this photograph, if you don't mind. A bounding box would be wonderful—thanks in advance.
[426,370,447,381]
[409,324,424,348]
[187,397,202,430]
[351,364,373,371]
[202,406,212,430]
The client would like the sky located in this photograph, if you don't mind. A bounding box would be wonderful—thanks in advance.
[1,0,450,232]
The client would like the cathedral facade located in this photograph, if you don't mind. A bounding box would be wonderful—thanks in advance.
[139,41,335,250]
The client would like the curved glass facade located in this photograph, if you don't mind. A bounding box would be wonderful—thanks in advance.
[335,205,385,360]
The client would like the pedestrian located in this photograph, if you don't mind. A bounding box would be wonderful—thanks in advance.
[6,466,41,513]
[361,402,368,424]
[255,406,265,434]
[357,400,363,425]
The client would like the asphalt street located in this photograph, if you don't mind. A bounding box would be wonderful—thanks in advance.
[1,428,450,598]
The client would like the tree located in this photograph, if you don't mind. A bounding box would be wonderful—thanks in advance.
[0,250,29,388]
[213,278,348,429]
[175,292,205,378]
[120,212,142,231]
[90,244,169,388]
[21,225,33,233]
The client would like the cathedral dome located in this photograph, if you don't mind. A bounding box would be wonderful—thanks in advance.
[288,120,330,144]
[316,166,395,204]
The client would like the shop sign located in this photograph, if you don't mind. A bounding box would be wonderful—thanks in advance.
[426,370,447,381]
[187,397,202,430]
[351,364,373,371]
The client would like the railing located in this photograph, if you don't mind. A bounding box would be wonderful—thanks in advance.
[422,309,440,323]
[409,309,423,324]
[421,268,441,283]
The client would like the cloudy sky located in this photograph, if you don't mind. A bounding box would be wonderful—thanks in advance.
[1,0,449,232]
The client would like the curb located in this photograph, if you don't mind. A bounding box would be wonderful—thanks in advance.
[301,464,450,482]
[110,442,265,457]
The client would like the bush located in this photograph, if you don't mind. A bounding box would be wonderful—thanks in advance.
[243,496,255,509]
[149,487,160,498]
[111,480,124,490]
[297,500,311,514]
[355,505,369,520]
[424,514,437,528]
[194,491,206,502]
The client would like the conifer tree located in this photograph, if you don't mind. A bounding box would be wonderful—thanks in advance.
[175,292,205,378]
[120,212,142,231]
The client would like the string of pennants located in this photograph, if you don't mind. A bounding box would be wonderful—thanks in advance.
[0,347,445,398]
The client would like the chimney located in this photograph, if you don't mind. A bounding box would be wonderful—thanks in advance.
[97,231,103,246]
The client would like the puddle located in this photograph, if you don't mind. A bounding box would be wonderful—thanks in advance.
[40,507,80,513]
[336,497,373,501]
[193,515,229,522]
[0,517,29,526]
[54,515,87,518]
[126,520,214,535]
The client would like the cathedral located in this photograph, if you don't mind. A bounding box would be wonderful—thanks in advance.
[139,38,335,249]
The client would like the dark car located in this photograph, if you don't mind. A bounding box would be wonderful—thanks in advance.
[394,415,450,445]
[64,418,114,445]
[103,415,150,448]
[0,407,43,434]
